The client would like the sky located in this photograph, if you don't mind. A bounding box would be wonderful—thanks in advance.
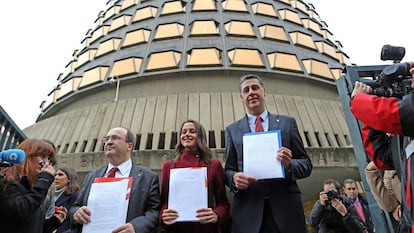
[1,1,413,130]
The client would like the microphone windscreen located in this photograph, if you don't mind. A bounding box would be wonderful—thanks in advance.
[0,149,26,164]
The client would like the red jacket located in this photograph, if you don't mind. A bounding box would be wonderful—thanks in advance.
[351,93,414,232]
[160,150,230,233]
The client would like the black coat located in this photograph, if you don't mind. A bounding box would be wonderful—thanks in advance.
[55,191,79,233]
[0,172,60,233]
[308,194,365,233]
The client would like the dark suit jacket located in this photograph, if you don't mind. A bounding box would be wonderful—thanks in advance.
[358,195,375,233]
[55,191,79,233]
[224,113,312,233]
[69,163,161,233]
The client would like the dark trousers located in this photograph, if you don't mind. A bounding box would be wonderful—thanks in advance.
[259,199,279,233]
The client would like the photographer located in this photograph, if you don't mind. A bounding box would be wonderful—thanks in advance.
[351,72,414,232]
[309,179,366,233]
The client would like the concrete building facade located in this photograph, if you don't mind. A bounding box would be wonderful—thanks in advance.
[23,0,358,201]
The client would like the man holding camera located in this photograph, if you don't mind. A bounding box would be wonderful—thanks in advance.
[309,179,366,233]
[351,69,414,233]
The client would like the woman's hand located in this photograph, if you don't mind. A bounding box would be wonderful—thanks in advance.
[54,206,68,224]
[162,209,179,225]
[196,208,218,224]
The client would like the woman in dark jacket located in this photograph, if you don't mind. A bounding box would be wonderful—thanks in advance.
[0,139,66,233]
[53,166,80,233]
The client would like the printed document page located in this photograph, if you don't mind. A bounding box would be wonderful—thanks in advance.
[82,177,132,233]
[168,167,207,222]
[243,130,284,179]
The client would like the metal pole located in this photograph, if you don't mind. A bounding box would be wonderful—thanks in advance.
[114,77,120,102]
[336,65,394,233]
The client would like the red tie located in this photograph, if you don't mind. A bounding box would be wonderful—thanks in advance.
[107,167,119,178]
[354,200,366,223]
[255,116,264,132]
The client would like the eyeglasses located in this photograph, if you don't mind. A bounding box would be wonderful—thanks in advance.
[102,135,129,143]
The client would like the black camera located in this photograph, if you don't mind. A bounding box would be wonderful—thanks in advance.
[324,189,339,201]
[362,45,413,99]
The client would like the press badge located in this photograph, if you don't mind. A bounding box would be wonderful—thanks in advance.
[405,140,414,159]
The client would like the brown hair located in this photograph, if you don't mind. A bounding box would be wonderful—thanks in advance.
[174,119,212,166]
[58,166,81,194]
[18,139,57,176]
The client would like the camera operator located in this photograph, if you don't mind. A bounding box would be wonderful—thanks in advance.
[309,179,366,233]
[351,68,414,233]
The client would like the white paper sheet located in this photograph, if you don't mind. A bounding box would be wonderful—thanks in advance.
[82,177,132,233]
[168,167,207,222]
[243,130,285,179]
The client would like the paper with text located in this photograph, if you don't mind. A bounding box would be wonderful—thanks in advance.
[82,177,132,233]
[243,130,284,179]
[168,167,207,222]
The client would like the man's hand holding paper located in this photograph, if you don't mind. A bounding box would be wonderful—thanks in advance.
[243,130,285,180]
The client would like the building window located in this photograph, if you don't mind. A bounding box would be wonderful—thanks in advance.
[110,57,143,77]
[276,0,291,6]
[121,0,139,11]
[228,48,264,67]
[103,5,121,22]
[146,51,181,71]
[289,31,317,50]
[224,21,255,37]
[290,0,308,15]
[301,18,322,36]
[302,59,334,79]
[161,0,186,15]
[109,15,132,32]
[123,29,151,47]
[76,49,97,69]
[132,6,158,23]
[251,2,277,17]
[222,0,247,12]
[192,0,216,11]
[95,38,122,58]
[57,77,81,100]
[258,24,288,42]
[267,52,302,72]
[154,23,184,40]
[79,66,109,88]
[190,20,219,36]
[278,8,302,25]
[187,48,222,66]
[90,26,110,44]
[315,41,338,60]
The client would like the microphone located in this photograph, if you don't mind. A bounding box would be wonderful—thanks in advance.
[0,149,25,165]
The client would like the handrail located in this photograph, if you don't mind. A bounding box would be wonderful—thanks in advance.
[0,105,27,151]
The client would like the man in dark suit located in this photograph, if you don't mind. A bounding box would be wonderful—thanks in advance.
[69,127,160,233]
[224,74,313,233]
[343,178,375,233]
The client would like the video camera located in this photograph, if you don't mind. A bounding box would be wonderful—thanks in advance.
[362,45,414,99]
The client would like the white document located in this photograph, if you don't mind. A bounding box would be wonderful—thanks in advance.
[406,140,414,159]
[168,167,207,222]
[243,130,285,179]
[82,177,132,233]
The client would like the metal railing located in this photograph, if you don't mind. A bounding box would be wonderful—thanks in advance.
[0,105,27,150]
[336,65,396,233]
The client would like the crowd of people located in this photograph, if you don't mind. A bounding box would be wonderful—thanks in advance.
[2,70,414,233]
